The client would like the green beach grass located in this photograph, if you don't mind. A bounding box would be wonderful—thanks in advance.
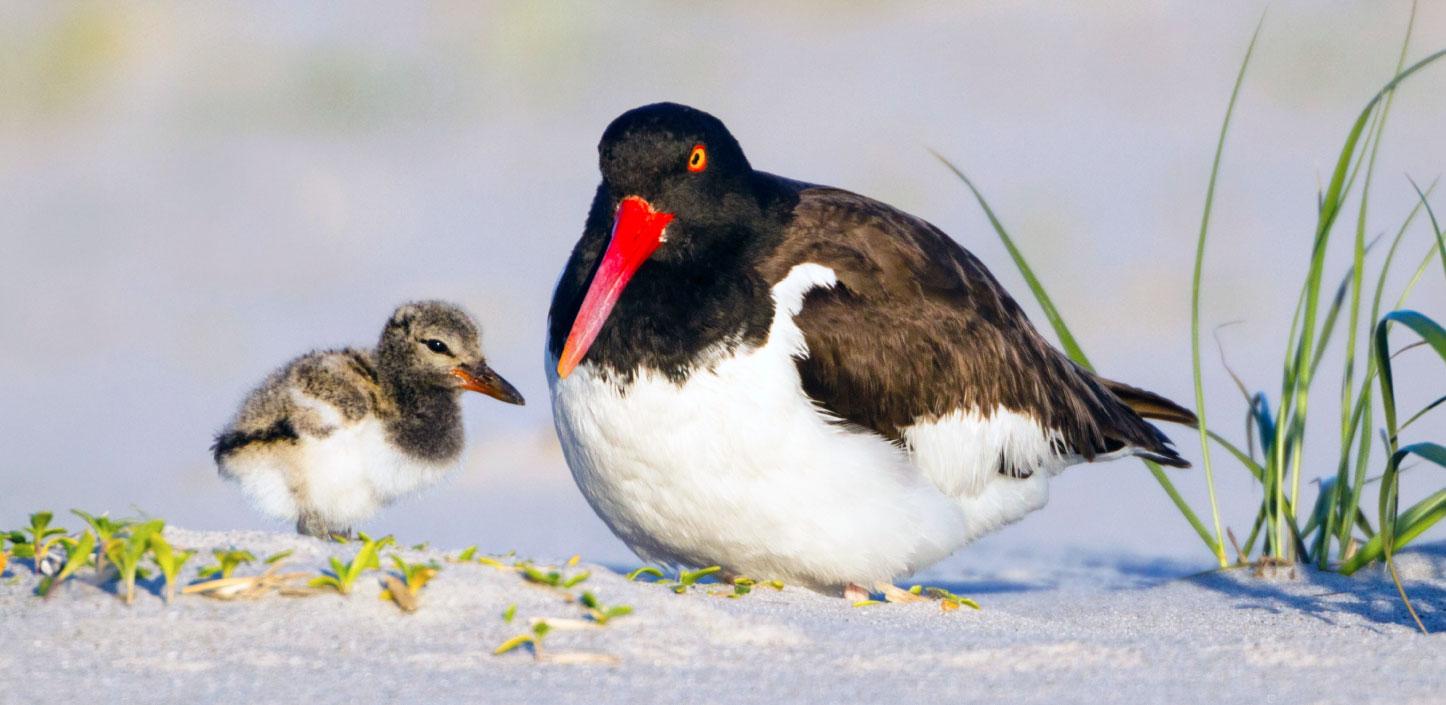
[937,3,1445,632]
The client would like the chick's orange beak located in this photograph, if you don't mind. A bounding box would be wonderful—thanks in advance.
[556,195,674,378]
[451,364,525,405]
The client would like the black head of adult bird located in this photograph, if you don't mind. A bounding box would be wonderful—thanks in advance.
[214,301,524,538]
[546,102,1196,597]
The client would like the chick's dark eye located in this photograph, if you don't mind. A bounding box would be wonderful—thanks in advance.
[422,339,452,355]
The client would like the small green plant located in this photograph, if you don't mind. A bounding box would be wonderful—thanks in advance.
[379,555,439,612]
[450,545,478,563]
[579,591,633,624]
[148,534,195,604]
[106,519,164,605]
[915,585,981,612]
[494,619,552,660]
[197,549,256,580]
[721,575,781,596]
[37,531,95,598]
[309,533,393,595]
[263,549,293,565]
[669,565,721,594]
[389,555,439,591]
[502,603,518,623]
[625,566,665,582]
[7,511,68,572]
[518,561,589,589]
[71,510,135,577]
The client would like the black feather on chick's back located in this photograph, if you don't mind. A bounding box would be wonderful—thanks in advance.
[211,419,298,467]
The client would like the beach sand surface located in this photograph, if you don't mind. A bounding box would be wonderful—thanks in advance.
[1,528,1441,705]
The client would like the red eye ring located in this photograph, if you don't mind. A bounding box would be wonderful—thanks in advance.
[688,144,707,173]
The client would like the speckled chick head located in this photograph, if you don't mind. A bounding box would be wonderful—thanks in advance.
[378,300,486,384]
[376,301,524,405]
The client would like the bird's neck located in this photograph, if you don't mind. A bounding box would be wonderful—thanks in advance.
[381,376,464,462]
[557,243,775,384]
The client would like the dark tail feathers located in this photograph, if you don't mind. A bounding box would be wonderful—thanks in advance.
[1100,378,1199,428]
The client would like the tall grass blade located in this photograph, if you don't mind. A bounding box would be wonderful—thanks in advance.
[1272,42,1446,560]
[1372,308,1444,633]
[1405,175,1446,282]
[1400,395,1444,431]
[931,153,1091,367]
[1188,14,1263,568]
[1335,179,1438,560]
[1340,487,1445,575]
[1319,5,1417,568]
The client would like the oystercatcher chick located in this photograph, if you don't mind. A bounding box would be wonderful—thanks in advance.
[547,103,1197,597]
[214,301,524,538]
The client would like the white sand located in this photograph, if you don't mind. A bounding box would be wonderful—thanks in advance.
[1,528,1441,705]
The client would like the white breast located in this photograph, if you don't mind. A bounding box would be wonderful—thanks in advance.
[548,263,972,589]
[220,399,456,528]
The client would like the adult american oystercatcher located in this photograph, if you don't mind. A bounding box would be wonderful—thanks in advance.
[214,301,524,538]
[547,103,1195,596]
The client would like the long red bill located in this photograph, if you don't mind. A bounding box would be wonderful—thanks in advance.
[556,196,674,378]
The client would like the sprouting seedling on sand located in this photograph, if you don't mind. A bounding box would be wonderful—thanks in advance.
[379,555,440,612]
[518,561,589,589]
[718,576,782,598]
[309,533,393,595]
[148,534,196,604]
[37,531,96,598]
[914,585,980,611]
[625,566,665,582]
[8,511,68,573]
[579,591,633,625]
[107,519,164,605]
[197,549,257,580]
[494,619,552,660]
[71,510,136,577]
[669,565,721,594]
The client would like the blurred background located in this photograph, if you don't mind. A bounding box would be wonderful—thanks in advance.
[2,2,1442,573]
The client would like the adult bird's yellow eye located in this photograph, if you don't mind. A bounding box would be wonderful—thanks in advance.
[688,144,707,173]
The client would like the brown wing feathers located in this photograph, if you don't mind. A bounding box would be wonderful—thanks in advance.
[764,184,1192,471]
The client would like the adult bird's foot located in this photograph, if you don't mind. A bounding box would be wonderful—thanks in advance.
[843,582,871,602]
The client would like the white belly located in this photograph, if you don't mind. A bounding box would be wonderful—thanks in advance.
[222,417,456,528]
[548,264,975,589]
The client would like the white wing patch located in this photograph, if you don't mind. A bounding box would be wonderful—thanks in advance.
[903,406,1067,497]
[767,262,838,359]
